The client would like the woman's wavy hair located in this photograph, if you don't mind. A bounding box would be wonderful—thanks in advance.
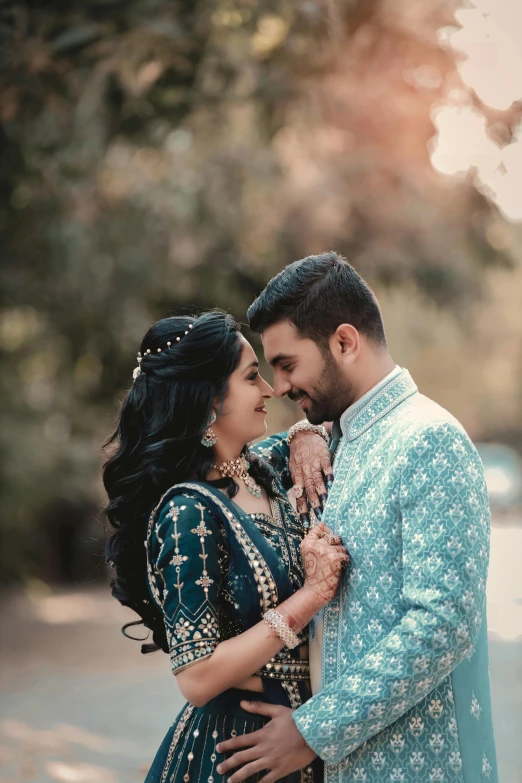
[103,309,276,654]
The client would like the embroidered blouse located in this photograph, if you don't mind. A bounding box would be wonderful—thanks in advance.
[145,439,308,679]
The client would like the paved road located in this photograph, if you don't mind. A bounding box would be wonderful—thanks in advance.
[0,520,520,783]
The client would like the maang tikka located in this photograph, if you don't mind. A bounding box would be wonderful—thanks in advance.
[201,411,217,447]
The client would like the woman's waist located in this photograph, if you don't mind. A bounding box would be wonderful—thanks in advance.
[255,651,310,681]
[193,686,272,720]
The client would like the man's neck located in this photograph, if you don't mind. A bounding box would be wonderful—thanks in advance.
[350,355,397,406]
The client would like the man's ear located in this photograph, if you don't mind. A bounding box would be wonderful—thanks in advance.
[331,323,360,365]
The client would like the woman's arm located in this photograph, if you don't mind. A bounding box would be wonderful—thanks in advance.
[151,499,347,707]
[252,431,291,488]
[177,584,325,706]
[254,429,334,520]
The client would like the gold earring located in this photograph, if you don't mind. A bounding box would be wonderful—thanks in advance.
[201,411,217,447]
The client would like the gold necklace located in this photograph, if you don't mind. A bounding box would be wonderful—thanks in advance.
[211,455,262,498]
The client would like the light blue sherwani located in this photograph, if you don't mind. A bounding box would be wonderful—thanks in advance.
[293,367,498,783]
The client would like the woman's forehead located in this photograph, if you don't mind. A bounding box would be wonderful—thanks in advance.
[238,336,257,367]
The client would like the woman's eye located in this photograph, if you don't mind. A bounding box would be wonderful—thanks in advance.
[248,372,259,381]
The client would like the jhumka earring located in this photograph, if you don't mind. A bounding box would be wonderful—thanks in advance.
[201,411,217,447]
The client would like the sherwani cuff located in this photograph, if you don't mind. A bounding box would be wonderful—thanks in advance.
[292,706,331,762]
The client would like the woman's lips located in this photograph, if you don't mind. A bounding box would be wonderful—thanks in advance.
[255,408,267,415]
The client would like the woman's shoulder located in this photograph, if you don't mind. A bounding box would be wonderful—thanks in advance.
[149,483,225,545]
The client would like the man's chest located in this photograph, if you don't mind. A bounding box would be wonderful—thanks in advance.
[327,427,404,561]
[320,427,413,650]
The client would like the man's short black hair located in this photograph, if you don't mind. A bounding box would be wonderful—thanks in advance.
[247,251,386,346]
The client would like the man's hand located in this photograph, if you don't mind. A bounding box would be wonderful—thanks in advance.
[289,431,333,521]
[216,702,316,783]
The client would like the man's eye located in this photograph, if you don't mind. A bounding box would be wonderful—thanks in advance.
[282,365,292,372]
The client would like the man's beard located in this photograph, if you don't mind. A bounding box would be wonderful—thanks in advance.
[288,352,354,424]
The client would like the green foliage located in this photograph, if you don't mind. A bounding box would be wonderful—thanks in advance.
[0,0,516,581]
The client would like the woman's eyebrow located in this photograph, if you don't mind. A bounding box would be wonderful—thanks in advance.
[243,360,259,373]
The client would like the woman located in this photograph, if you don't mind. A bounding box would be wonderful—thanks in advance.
[103,310,348,783]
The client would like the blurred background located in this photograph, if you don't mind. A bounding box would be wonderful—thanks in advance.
[0,0,521,781]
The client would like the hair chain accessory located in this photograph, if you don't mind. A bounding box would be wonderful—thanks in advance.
[287,420,329,444]
[212,454,262,498]
[132,323,194,381]
[263,608,300,649]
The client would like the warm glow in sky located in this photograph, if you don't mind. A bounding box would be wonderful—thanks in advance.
[430,0,522,221]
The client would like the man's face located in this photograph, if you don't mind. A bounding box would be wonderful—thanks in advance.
[261,320,354,424]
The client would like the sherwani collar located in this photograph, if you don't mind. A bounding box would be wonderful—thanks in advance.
[339,366,417,442]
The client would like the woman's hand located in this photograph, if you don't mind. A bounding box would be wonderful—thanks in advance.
[288,431,333,520]
[300,522,349,604]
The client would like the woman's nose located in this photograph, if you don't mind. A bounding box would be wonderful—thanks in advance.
[262,378,274,399]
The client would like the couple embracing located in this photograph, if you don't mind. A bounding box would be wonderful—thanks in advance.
[104,252,497,783]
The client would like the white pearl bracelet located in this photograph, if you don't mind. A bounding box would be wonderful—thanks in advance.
[263,608,301,649]
[287,420,329,445]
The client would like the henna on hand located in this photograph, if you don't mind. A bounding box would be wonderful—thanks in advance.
[289,432,333,511]
[300,527,349,603]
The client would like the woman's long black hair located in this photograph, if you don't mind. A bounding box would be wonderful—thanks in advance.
[103,310,277,654]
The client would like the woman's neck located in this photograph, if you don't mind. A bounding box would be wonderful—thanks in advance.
[205,443,247,480]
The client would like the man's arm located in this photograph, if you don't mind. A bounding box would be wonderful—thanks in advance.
[293,421,490,765]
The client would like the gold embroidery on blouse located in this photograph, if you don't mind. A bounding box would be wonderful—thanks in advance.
[144,481,304,672]
[145,493,221,672]
[177,482,279,613]
[192,502,214,597]
[167,502,187,603]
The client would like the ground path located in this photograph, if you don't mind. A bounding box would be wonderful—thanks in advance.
[0,519,520,782]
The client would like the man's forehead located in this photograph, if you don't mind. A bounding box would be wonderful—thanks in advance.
[261,321,299,351]
[261,320,315,365]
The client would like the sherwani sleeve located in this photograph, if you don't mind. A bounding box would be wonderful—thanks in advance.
[252,431,291,489]
[293,421,490,764]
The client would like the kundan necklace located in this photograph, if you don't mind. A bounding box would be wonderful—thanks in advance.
[212,455,262,498]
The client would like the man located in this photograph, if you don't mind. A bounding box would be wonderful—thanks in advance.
[217,252,497,783]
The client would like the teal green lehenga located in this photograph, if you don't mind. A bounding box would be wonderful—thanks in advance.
[143,437,322,783]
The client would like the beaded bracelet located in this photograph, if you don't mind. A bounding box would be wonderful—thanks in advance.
[287,420,329,445]
[263,608,301,649]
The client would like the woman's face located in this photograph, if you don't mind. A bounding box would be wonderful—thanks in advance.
[212,337,274,451]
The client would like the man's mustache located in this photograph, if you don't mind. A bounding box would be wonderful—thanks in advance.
[287,390,309,403]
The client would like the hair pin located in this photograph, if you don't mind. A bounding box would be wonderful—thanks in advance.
[132,322,195,381]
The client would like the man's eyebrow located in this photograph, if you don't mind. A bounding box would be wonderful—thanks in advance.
[268,354,293,368]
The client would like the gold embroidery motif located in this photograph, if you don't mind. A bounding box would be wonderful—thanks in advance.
[192,502,214,597]
[256,655,310,680]
[160,703,195,783]
[178,482,280,613]
[145,481,306,671]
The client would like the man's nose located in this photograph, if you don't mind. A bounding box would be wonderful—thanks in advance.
[273,376,292,398]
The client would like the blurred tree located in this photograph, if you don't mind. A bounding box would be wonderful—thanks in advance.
[0,0,519,582]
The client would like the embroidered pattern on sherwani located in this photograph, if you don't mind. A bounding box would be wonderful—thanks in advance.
[293,368,498,783]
